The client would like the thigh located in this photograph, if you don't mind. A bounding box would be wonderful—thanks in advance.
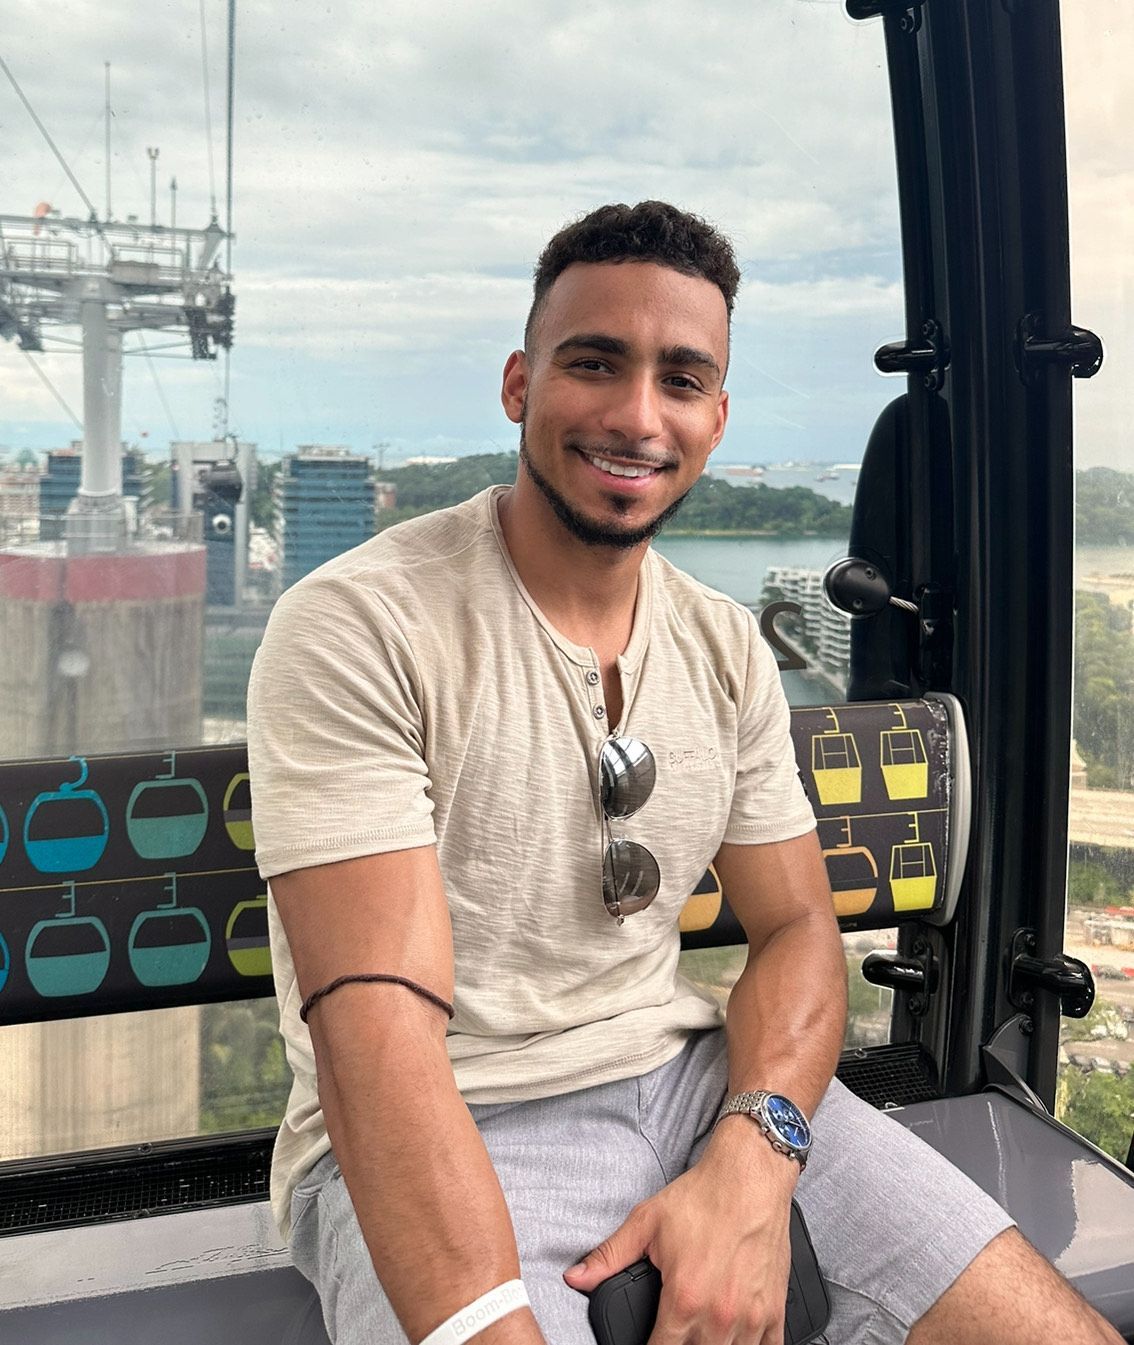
[472,1075,674,1343]
[287,1074,675,1345]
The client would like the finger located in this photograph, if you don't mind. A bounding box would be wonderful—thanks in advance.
[562,1207,652,1292]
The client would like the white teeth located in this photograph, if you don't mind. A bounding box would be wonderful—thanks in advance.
[589,455,656,479]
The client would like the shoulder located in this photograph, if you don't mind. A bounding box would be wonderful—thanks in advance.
[267,489,505,632]
[648,548,760,648]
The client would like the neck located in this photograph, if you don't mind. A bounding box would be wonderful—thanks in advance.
[496,478,645,640]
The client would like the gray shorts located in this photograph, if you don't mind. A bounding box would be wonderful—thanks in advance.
[289,1028,1013,1343]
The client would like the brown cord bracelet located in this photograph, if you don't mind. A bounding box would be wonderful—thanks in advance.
[299,974,455,1024]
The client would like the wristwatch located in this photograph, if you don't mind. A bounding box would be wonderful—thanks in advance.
[716,1090,812,1170]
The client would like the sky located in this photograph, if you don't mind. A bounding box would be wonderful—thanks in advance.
[0,0,1128,470]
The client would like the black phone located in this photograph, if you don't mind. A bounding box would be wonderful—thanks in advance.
[587,1200,830,1345]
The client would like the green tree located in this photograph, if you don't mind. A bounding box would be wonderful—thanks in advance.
[1076,466,1134,545]
[1067,859,1124,908]
[1074,591,1134,788]
[1058,1066,1134,1163]
[199,999,291,1132]
[250,458,281,533]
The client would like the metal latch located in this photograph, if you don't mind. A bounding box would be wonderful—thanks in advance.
[874,318,950,392]
[1015,312,1104,385]
[862,938,938,1016]
[846,0,926,26]
[1008,929,1095,1019]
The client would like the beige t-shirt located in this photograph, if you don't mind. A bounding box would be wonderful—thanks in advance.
[247,487,816,1235]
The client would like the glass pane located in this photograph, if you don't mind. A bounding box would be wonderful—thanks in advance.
[1,0,900,1160]
[1060,0,1134,1160]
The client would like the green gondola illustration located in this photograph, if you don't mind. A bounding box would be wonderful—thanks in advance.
[225,895,271,977]
[222,772,254,851]
[26,882,111,997]
[128,874,212,987]
[880,704,930,800]
[126,752,209,860]
[23,758,110,873]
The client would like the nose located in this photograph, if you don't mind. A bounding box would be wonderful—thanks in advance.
[599,373,663,445]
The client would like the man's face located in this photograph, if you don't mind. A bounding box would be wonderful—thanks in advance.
[500,261,730,549]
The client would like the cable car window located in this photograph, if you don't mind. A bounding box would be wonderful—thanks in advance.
[1061,0,1134,1158]
[0,0,901,1161]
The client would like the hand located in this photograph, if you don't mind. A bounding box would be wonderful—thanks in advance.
[563,1118,798,1343]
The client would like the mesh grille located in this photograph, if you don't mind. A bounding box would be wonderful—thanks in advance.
[0,1052,939,1238]
[0,1134,272,1236]
[837,1042,940,1109]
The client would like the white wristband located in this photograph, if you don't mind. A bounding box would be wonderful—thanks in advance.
[418,1279,530,1345]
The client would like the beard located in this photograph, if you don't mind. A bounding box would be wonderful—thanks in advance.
[518,425,691,551]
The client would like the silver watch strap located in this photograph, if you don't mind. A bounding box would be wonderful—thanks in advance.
[714,1089,809,1169]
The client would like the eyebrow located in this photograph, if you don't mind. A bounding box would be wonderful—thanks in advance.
[553,334,723,383]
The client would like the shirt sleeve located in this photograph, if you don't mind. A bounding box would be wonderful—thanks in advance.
[721,611,817,845]
[247,573,437,880]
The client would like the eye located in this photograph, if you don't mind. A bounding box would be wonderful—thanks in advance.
[571,357,613,373]
[664,373,704,392]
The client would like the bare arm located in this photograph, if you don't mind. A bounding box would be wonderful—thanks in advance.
[272,847,544,1344]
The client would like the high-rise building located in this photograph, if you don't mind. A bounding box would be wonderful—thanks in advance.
[274,446,376,591]
[39,445,150,541]
[763,565,851,682]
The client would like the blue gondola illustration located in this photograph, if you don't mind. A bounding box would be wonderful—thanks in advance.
[0,802,8,866]
[0,931,9,994]
[225,895,271,977]
[26,882,111,997]
[222,772,254,851]
[24,758,110,873]
[125,752,209,860]
[128,874,211,987]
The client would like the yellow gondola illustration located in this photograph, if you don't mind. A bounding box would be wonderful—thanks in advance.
[225,895,271,977]
[880,704,929,800]
[223,772,255,851]
[890,813,938,911]
[679,865,723,933]
[821,816,879,917]
[809,708,862,805]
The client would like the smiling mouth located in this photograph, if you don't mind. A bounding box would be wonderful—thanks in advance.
[584,452,667,480]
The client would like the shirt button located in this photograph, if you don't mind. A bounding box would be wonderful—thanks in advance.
[593,705,606,720]
[585,670,600,686]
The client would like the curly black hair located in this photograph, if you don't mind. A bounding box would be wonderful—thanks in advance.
[525,201,740,349]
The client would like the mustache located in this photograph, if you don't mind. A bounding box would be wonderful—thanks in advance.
[564,436,673,471]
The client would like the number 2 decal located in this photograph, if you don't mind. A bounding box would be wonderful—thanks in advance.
[759,601,809,672]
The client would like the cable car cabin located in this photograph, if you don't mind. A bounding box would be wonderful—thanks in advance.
[0,712,1130,1342]
[2,0,1134,1341]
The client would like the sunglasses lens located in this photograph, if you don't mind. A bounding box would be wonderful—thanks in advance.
[603,839,661,917]
[600,737,657,820]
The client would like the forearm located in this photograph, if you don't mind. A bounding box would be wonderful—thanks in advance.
[315,996,543,1345]
[723,909,847,1118]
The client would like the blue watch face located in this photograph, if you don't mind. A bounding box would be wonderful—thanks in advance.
[765,1094,811,1151]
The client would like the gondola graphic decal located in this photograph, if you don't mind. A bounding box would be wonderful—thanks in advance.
[222,772,254,851]
[125,753,209,860]
[790,701,950,929]
[26,882,111,997]
[23,757,110,873]
[225,895,270,977]
[0,802,8,866]
[809,709,863,806]
[0,745,268,1023]
[128,873,212,987]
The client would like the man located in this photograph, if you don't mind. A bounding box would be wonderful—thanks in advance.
[247,201,1120,1345]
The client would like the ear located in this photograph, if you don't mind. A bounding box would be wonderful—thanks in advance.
[709,389,729,453]
[501,350,528,425]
